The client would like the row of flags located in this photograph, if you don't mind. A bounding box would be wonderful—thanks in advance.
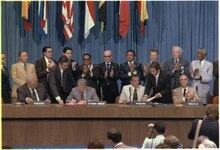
[21,1,148,40]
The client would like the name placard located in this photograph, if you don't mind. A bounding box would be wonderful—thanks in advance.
[87,101,106,106]
[30,101,49,105]
[128,101,150,106]
[183,101,203,106]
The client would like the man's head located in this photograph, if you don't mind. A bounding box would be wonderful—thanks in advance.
[103,50,112,63]
[87,138,104,149]
[59,56,69,70]
[150,49,159,62]
[179,74,189,88]
[2,53,7,65]
[82,53,92,66]
[107,128,122,146]
[149,62,160,77]
[126,50,135,62]
[77,78,88,93]
[130,75,140,88]
[18,51,28,63]
[63,47,73,60]
[26,73,38,89]
[42,46,53,59]
[206,107,218,120]
[153,122,166,135]
[197,48,207,61]
[163,135,180,148]
[172,46,182,59]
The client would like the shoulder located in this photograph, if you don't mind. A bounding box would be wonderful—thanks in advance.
[87,87,95,92]
[112,62,119,67]
[173,87,181,93]
[205,60,213,66]
[165,59,172,64]
[28,63,35,67]
[36,57,44,63]
[17,84,27,91]
[12,62,19,67]
[188,87,196,92]
[139,85,145,89]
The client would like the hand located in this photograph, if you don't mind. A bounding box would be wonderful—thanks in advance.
[44,99,51,104]
[104,70,108,78]
[78,100,87,105]
[110,69,114,77]
[173,63,181,72]
[142,95,148,101]
[193,68,200,76]
[155,93,161,98]
[69,99,77,103]
[82,66,89,74]
[186,92,194,101]
[48,60,55,70]
[129,63,136,73]
[143,65,148,75]
[57,99,64,104]
[72,61,77,69]
[26,97,33,104]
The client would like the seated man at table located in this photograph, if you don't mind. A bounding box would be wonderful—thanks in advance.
[118,74,145,103]
[66,78,99,104]
[17,73,51,104]
[172,74,200,104]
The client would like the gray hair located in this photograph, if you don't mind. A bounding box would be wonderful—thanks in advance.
[77,78,87,87]
[198,139,217,148]
[197,136,209,147]
[26,73,37,83]
[172,46,183,55]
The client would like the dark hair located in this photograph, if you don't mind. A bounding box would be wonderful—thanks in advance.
[150,48,159,54]
[59,55,69,64]
[87,138,104,149]
[126,50,136,57]
[130,74,140,81]
[82,53,91,59]
[149,62,161,71]
[63,47,72,53]
[42,46,52,55]
[18,50,27,57]
[206,107,218,120]
[153,122,166,134]
[107,128,122,144]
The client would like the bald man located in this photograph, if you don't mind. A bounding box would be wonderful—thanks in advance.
[95,50,120,103]
[190,48,213,104]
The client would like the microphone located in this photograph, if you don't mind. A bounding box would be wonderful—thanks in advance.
[100,86,103,101]
[129,87,131,102]
[148,123,154,139]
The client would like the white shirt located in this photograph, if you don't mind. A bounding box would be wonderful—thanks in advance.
[142,135,165,149]
[155,73,160,86]
[198,59,205,68]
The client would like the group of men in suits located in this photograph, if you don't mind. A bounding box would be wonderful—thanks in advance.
[1,45,218,104]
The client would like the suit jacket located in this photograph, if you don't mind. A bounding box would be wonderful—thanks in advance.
[96,62,120,103]
[68,59,80,82]
[143,61,165,86]
[172,86,200,104]
[66,87,99,103]
[190,59,213,103]
[165,58,190,89]
[35,57,56,89]
[11,62,35,99]
[119,84,145,103]
[2,66,12,103]
[213,60,218,96]
[79,63,98,89]
[48,65,76,101]
[188,117,219,147]
[145,71,173,104]
[17,83,50,103]
[119,61,143,87]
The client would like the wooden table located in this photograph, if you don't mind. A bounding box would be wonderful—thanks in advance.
[2,104,218,147]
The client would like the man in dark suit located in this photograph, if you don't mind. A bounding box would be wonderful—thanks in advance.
[213,60,218,99]
[48,56,76,104]
[35,46,56,90]
[119,50,143,89]
[63,47,80,81]
[1,53,11,103]
[96,50,119,103]
[17,73,51,104]
[144,62,173,104]
[79,53,98,89]
[165,46,190,89]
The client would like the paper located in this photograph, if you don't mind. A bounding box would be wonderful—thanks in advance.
[146,96,156,102]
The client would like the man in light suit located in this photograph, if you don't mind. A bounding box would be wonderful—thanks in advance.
[172,74,200,104]
[107,128,134,149]
[118,74,145,103]
[165,46,190,89]
[142,49,165,86]
[66,78,99,104]
[11,51,36,100]
[17,73,51,104]
[119,50,143,89]
[190,48,213,104]
[35,46,56,90]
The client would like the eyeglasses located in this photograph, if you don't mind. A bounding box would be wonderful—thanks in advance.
[104,55,111,57]
[83,58,90,61]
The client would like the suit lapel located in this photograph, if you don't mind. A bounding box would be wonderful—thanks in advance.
[24,84,32,98]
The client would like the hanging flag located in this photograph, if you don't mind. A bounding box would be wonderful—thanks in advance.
[98,0,106,32]
[38,0,48,37]
[84,1,95,39]
[21,1,32,32]
[119,1,130,37]
[61,1,74,40]
[137,1,149,35]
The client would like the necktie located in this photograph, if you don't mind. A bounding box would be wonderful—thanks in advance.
[199,61,202,67]
[107,63,110,70]
[32,89,36,101]
[2,66,8,76]
[133,88,138,101]
[81,92,84,100]
[183,88,187,97]
[155,76,158,86]
[24,63,27,72]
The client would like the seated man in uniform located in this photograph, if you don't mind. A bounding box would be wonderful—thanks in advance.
[17,73,51,104]
[66,78,99,104]
[172,74,200,104]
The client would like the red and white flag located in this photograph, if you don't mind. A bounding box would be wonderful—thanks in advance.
[84,1,95,39]
[119,1,130,37]
[61,1,74,40]
[38,0,48,36]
